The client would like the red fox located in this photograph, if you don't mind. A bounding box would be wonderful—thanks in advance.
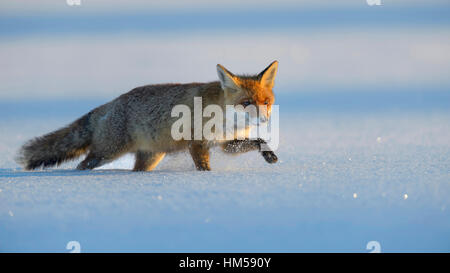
[17,61,279,171]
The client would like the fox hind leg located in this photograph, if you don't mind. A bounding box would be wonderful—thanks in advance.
[76,153,106,170]
[76,145,130,170]
[133,151,165,171]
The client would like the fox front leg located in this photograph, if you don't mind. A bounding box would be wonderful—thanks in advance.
[222,138,278,164]
[189,141,211,171]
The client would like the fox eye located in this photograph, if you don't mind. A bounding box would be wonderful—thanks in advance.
[242,100,251,107]
[264,100,269,105]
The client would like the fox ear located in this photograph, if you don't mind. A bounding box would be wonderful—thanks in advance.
[217,64,238,91]
[258,60,278,89]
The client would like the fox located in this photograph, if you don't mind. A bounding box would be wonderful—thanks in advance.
[17,61,279,171]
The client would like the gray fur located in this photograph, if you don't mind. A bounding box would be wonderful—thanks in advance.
[17,61,279,171]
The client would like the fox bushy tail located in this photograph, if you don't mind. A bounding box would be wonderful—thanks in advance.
[17,113,93,170]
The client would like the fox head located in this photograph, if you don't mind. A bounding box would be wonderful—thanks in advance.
[216,61,278,124]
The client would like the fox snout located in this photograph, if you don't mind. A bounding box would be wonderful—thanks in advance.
[259,115,268,123]
[245,106,270,126]
[259,105,272,123]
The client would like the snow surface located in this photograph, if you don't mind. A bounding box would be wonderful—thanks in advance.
[0,99,449,252]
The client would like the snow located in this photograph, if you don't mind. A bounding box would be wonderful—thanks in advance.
[0,100,449,252]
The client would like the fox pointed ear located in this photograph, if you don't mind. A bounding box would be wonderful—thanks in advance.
[258,61,278,89]
[217,64,238,91]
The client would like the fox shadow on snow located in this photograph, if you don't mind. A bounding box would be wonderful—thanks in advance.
[0,168,190,178]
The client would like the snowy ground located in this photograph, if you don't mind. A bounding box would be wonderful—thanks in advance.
[0,95,449,252]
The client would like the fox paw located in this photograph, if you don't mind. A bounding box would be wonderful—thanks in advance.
[262,151,278,164]
[195,162,211,171]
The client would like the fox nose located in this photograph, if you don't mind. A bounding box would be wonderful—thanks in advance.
[258,104,271,124]
[259,115,268,123]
